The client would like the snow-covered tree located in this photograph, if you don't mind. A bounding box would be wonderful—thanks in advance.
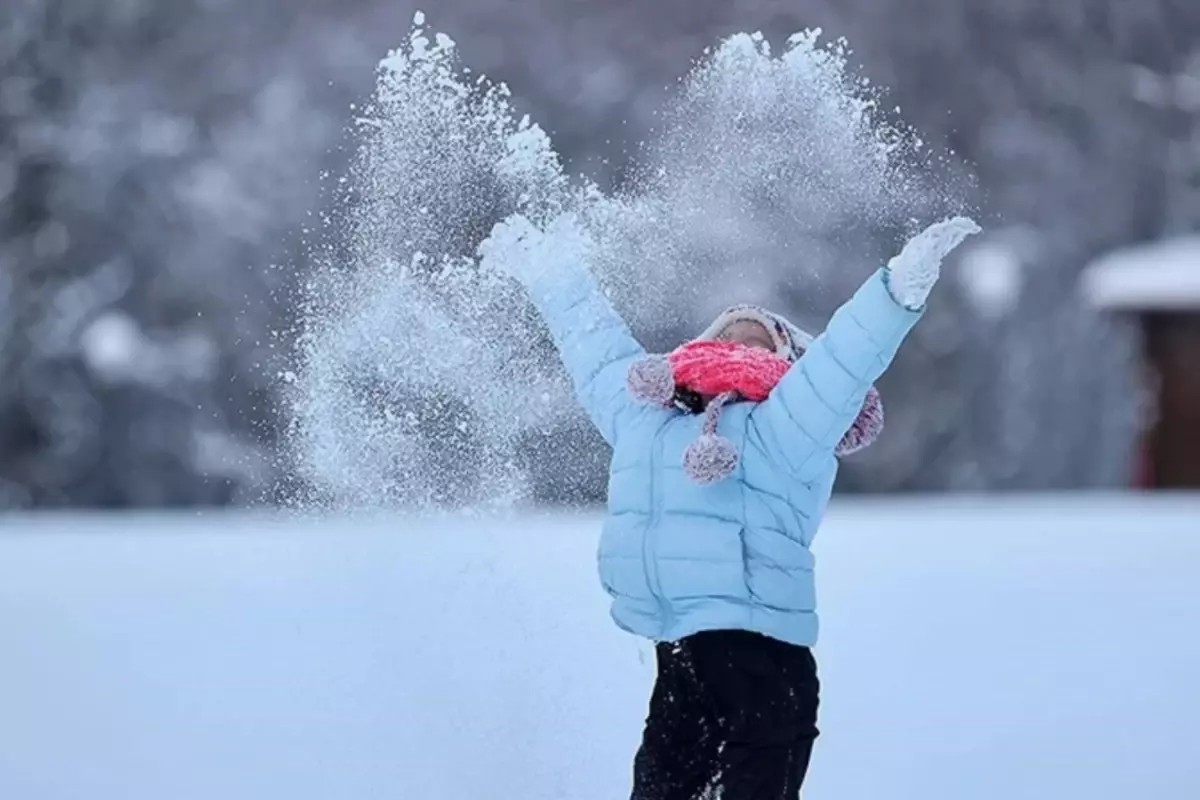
[0,0,361,506]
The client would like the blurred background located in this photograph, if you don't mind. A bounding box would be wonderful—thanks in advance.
[3,0,1199,510]
[1,0,1199,508]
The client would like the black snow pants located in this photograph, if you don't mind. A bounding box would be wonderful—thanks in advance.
[630,629,820,800]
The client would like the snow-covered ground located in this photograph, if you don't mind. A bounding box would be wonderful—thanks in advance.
[1,494,1198,800]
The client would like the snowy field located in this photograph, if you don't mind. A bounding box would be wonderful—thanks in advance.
[1,494,1198,800]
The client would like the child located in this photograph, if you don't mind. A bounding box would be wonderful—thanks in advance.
[480,213,980,799]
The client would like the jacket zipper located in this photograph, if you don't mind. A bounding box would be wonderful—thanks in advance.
[643,423,671,637]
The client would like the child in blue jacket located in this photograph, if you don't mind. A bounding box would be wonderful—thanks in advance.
[480,213,980,799]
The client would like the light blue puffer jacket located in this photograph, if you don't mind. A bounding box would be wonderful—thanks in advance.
[524,263,923,647]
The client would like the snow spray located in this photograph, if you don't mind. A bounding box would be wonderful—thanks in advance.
[286,12,958,513]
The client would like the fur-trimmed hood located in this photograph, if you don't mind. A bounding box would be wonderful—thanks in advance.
[625,304,885,483]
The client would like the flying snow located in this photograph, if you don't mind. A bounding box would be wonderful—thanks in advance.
[286,13,962,512]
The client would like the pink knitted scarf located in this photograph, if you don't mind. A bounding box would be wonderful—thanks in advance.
[668,340,791,402]
[627,339,884,484]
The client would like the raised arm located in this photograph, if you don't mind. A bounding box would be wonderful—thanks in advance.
[479,212,649,446]
[748,216,980,481]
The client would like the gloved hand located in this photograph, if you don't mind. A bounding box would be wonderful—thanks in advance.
[885,216,981,310]
[478,211,593,288]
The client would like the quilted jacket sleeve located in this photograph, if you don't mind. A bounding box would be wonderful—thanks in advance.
[522,262,649,447]
[748,268,923,481]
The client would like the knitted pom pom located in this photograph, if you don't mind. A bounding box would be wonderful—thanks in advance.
[627,355,676,405]
[683,433,739,484]
[835,385,885,456]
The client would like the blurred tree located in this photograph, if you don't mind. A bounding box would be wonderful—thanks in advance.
[0,0,357,506]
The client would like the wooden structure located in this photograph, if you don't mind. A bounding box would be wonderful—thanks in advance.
[1081,236,1200,488]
